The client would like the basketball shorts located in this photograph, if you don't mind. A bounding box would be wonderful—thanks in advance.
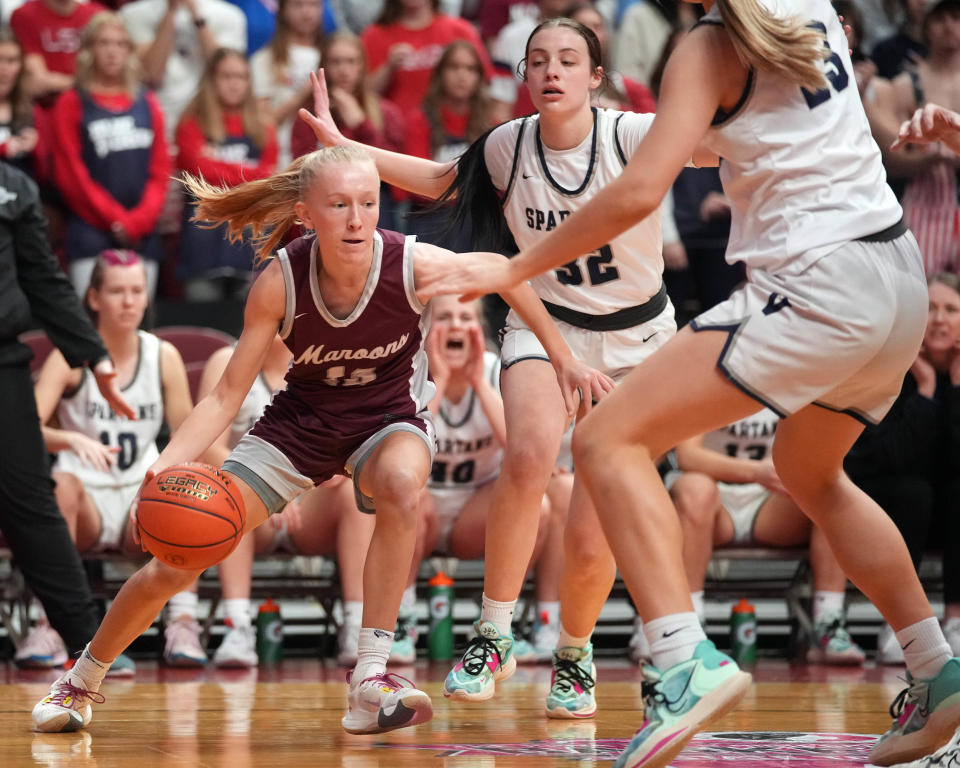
[224,418,436,516]
[691,228,927,424]
[87,483,141,552]
[500,299,677,383]
[663,471,768,545]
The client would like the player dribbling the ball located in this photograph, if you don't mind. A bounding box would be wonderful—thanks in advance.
[31,144,595,737]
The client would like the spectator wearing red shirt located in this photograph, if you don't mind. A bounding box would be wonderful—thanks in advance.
[292,33,406,230]
[11,0,106,99]
[361,0,493,116]
[567,2,655,114]
[404,40,492,251]
[176,47,277,301]
[0,28,40,176]
[52,12,169,300]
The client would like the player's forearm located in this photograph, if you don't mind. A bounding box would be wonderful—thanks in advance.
[675,444,760,485]
[341,137,454,199]
[154,390,244,470]
[500,281,573,368]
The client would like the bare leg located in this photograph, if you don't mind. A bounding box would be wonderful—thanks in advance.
[354,432,431,631]
[481,361,568,602]
[671,472,727,593]
[536,472,574,604]
[772,406,932,630]
[52,471,102,552]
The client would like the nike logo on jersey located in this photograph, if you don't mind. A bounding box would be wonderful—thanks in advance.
[642,331,658,343]
[762,292,791,315]
[294,313,307,320]
[525,207,571,232]
[378,700,415,729]
[522,173,534,179]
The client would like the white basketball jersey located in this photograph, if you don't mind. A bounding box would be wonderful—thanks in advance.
[485,108,664,314]
[55,331,163,487]
[700,0,902,274]
[429,351,503,490]
[229,371,277,449]
[702,408,779,462]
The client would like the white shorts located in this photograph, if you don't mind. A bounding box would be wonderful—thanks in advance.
[500,299,677,383]
[691,230,927,424]
[87,483,141,552]
[664,471,769,545]
[716,482,769,544]
[428,486,476,555]
[258,516,297,555]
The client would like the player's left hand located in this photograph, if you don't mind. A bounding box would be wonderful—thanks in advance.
[553,356,616,420]
[93,358,136,420]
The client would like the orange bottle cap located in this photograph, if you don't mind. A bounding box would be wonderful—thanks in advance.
[428,572,454,587]
[259,598,280,613]
[732,597,755,613]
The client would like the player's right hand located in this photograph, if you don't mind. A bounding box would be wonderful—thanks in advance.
[298,70,347,148]
[553,357,616,420]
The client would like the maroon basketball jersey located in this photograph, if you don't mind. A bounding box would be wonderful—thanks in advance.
[270,228,432,424]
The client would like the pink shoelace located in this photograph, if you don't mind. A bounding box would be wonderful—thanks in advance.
[48,682,105,709]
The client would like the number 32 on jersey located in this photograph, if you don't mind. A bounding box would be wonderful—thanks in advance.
[554,244,621,287]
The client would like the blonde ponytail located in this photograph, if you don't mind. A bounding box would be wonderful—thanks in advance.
[182,145,377,266]
[715,0,829,92]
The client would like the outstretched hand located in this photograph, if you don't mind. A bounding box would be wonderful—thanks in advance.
[297,70,346,148]
[892,103,960,151]
[93,358,136,420]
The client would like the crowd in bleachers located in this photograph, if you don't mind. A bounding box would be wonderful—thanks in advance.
[2,0,960,674]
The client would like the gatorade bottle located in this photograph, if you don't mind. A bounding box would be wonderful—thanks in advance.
[256,598,283,665]
[427,572,455,660]
[730,597,757,665]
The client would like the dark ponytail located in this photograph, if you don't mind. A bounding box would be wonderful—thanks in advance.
[428,127,518,254]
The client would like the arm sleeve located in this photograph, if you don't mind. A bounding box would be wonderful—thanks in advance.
[121,93,171,241]
[51,90,129,230]
[12,175,108,368]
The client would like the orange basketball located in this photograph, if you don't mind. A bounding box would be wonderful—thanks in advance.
[137,463,245,570]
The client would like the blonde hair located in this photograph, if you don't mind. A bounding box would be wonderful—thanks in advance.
[321,33,384,132]
[75,12,142,97]
[714,0,829,91]
[182,145,377,265]
[181,48,266,149]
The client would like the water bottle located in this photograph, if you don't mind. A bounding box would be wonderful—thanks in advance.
[730,597,757,665]
[427,572,455,660]
[256,597,283,665]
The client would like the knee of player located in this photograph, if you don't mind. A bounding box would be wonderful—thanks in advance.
[369,468,425,520]
[570,420,613,473]
[670,472,720,526]
[143,557,205,594]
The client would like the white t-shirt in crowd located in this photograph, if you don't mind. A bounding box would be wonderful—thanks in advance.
[250,43,319,168]
[120,0,247,137]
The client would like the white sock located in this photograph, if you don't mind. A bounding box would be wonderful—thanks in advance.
[897,617,953,680]
[165,591,198,623]
[343,601,363,628]
[480,593,515,637]
[401,585,417,613]
[812,591,846,625]
[538,601,560,628]
[645,612,708,671]
[690,591,706,624]
[353,627,393,682]
[223,598,252,628]
[557,625,591,650]
[70,644,110,691]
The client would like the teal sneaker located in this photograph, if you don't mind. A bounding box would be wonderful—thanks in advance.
[545,645,597,719]
[613,640,752,768]
[389,609,417,664]
[442,620,515,702]
[512,636,537,663]
[869,657,960,766]
[806,615,865,666]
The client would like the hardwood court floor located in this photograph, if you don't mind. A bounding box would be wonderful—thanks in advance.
[0,660,911,767]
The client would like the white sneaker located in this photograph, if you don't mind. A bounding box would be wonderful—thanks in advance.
[341,671,433,734]
[515,621,559,664]
[16,623,68,669]
[877,622,905,665]
[163,619,208,667]
[944,618,960,657]
[32,672,105,733]
[628,616,652,666]
[337,622,360,667]
[213,623,258,668]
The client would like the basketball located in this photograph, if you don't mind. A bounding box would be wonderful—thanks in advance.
[137,463,245,570]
